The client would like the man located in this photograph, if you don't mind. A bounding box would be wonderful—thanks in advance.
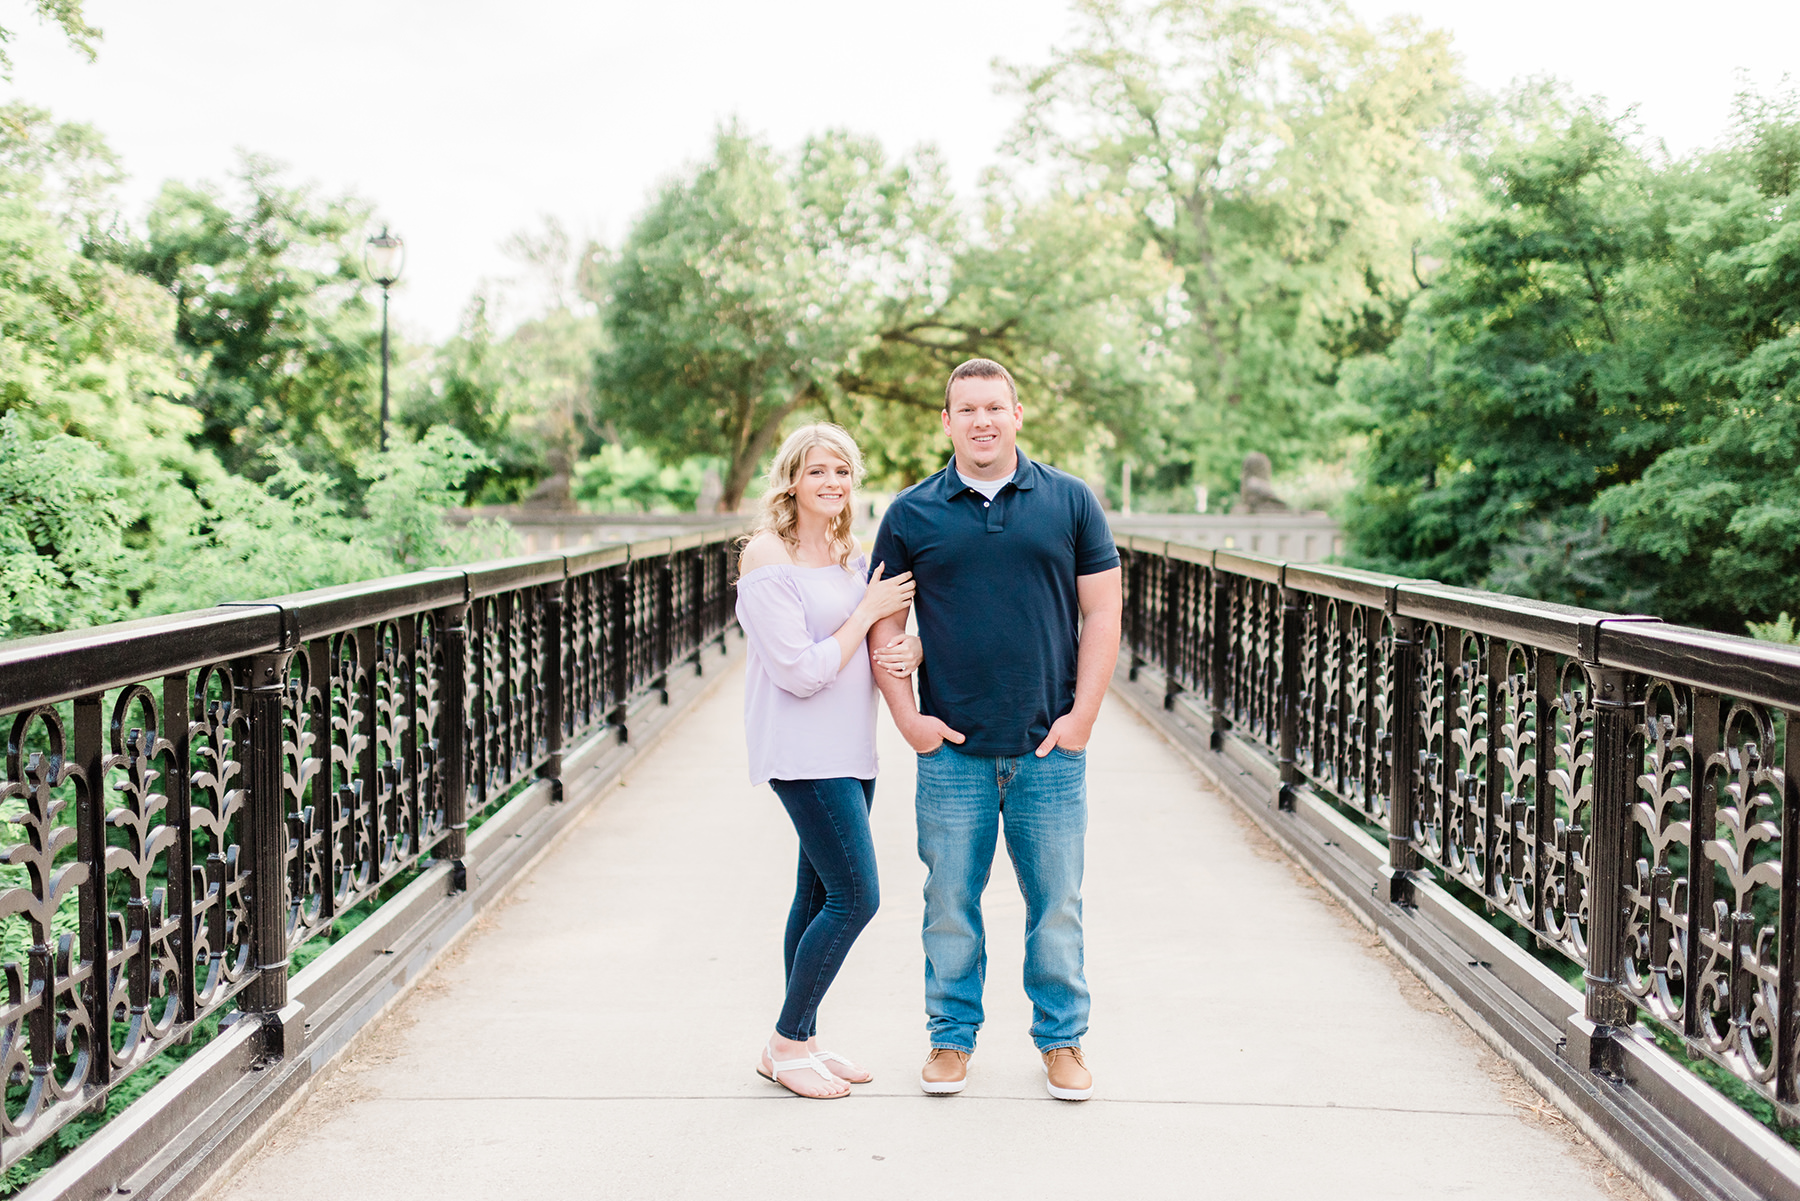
[869,358,1122,1102]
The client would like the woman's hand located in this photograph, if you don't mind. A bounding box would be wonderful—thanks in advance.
[856,562,914,623]
[872,634,923,679]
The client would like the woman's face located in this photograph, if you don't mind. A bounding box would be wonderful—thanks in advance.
[791,446,854,523]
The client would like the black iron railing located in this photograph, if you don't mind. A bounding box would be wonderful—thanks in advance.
[0,529,740,1171]
[1120,538,1800,1192]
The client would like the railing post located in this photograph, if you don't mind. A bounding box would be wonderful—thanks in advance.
[437,600,472,886]
[1162,557,1184,711]
[1680,689,1720,1040]
[538,579,566,802]
[609,566,631,743]
[164,672,197,1020]
[1778,710,1800,1107]
[1127,550,1145,682]
[240,648,295,1019]
[1383,607,1421,902]
[1208,568,1231,751]
[714,541,735,654]
[687,547,705,675]
[654,556,673,705]
[73,691,109,1089]
[1276,578,1301,810]
[1582,664,1642,1032]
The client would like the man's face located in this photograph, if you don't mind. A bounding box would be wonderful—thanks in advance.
[942,375,1023,476]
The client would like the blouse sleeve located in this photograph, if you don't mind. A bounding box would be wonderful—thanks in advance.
[735,573,842,699]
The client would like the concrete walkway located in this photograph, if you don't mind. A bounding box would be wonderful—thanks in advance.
[209,665,1642,1200]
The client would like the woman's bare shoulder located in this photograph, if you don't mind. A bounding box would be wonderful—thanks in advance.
[737,532,794,574]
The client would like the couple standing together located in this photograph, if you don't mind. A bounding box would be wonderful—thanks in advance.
[735,357,1123,1101]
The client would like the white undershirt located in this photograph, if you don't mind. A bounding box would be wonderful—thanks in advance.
[963,474,1009,501]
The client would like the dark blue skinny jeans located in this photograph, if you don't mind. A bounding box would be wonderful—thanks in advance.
[768,776,880,1041]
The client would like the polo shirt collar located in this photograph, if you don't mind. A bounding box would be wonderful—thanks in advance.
[940,451,1038,500]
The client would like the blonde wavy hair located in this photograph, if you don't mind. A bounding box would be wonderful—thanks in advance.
[751,423,865,567]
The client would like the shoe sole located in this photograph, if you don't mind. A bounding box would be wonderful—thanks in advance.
[920,1076,967,1095]
[757,1065,850,1099]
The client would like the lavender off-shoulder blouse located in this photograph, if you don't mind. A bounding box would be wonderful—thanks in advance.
[735,553,877,785]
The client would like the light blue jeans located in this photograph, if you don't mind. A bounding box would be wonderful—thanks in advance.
[915,743,1089,1053]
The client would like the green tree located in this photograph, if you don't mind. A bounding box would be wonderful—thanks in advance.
[93,155,383,491]
[1341,85,1800,633]
[1005,0,1465,495]
[400,298,548,503]
[0,413,131,636]
[0,108,512,638]
[1589,90,1800,629]
[1339,100,1663,591]
[842,187,1188,488]
[0,2,99,77]
[403,218,610,505]
[597,124,942,510]
[598,122,1184,503]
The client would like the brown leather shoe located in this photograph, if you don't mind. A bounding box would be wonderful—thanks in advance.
[920,1048,970,1095]
[1043,1046,1092,1101]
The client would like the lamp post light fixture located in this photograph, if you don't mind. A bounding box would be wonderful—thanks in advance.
[364,226,405,451]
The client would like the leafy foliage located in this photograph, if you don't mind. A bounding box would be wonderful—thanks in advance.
[402,219,610,505]
[573,445,717,513]
[91,156,382,491]
[0,109,512,640]
[843,186,1188,488]
[598,123,1184,502]
[1748,612,1799,646]
[1005,0,1466,494]
[1341,85,1800,632]
[0,1,99,78]
[597,125,935,508]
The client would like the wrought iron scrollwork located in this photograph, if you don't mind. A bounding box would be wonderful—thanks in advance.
[0,530,743,1167]
[1119,537,1800,1124]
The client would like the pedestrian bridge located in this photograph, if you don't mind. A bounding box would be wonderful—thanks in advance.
[1,529,1796,1201]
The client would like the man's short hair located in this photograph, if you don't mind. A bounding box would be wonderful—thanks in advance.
[944,358,1018,408]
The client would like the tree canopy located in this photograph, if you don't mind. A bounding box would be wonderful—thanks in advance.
[596,123,1185,508]
[5,1,1800,644]
[1339,86,1800,631]
[92,157,383,491]
[1005,0,1465,493]
[0,105,509,639]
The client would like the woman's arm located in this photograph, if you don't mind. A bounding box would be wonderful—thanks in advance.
[737,576,841,697]
[736,544,915,696]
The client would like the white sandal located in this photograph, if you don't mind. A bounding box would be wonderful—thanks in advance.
[757,1043,849,1099]
[812,1049,873,1084]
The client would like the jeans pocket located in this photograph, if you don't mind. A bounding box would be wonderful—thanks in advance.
[917,743,946,760]
[1050,745,1086,759]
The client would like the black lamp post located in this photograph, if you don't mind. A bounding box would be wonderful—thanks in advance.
[364,226,405,451]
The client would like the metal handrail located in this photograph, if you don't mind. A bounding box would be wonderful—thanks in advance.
[0,525,745,1171]
[1119,534,1800,1200]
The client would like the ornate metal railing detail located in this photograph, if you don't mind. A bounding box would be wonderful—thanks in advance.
[0,530,739,1169]
[1120,540,1800,1129]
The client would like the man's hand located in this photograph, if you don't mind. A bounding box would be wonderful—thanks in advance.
[1035,711,1095,758]
[901,713,966,755]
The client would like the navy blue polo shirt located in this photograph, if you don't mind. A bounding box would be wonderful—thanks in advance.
[870,451,1119,757]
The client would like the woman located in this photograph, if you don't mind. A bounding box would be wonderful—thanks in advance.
[735,422,920,1099]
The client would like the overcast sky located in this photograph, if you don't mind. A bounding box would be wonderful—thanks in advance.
[4,1,1796,339]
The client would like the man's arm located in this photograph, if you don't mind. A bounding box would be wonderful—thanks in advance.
[870,611,964,753]
[1034,566,1123,757]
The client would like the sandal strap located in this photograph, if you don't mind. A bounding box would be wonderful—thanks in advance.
[766,1045,836,1082]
